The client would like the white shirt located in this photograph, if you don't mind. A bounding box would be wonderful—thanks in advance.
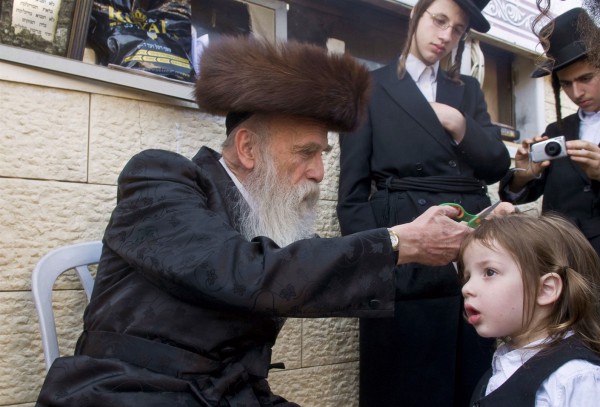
[219,156,250,204]
[487,336,600,406]
[579,109,600,145]
[405,54,439,102]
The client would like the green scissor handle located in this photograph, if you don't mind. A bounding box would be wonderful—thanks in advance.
[440,203,484,228]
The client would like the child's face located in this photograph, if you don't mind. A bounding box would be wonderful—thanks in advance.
[461,239,528,346]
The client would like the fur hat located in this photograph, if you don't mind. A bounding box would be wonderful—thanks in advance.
[194,36,372,133]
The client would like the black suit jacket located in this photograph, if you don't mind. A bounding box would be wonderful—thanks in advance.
[338,62,510,235]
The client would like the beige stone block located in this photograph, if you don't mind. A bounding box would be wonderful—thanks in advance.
[89,94,226,184]
[316,200,342,239]
[302,318,359,367]
[0,290,86,405]
[320,132,341,202]
[542,77,577,124]
[318,199,339,231]
[0,81,89,181]
[0,178,114,291]
[269,361,359,407]
[272,318,302,370]
[48,287,89,357]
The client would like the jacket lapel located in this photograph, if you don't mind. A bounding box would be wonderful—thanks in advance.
[564,117,590,183]
[436,70,464,110]
[192,147,247,230]
[378,63,455,155]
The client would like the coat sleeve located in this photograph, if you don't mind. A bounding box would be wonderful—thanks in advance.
[337,108,379,235]
[104,149,396,318]
[498,169,546,203]
[454,77,511,184]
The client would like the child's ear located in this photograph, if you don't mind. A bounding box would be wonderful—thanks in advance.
[537,272,563,306]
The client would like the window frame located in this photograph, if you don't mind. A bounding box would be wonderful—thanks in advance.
[0,0,287,103]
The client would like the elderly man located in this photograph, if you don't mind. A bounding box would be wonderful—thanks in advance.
[35,36,495,406]
[500,8,600,256]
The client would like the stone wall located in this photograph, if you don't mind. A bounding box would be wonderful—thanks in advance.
[543,75,579,121]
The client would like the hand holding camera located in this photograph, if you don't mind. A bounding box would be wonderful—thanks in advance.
[510,135,600,190]
[506,135,554,192]
[565,139,600,181]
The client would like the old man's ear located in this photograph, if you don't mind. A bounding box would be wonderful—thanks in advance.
[234,128,257,171]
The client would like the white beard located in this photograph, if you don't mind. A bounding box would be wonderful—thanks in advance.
[238,154,320,247]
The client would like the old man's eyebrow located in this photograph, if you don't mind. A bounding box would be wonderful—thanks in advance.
[294,143,333,155]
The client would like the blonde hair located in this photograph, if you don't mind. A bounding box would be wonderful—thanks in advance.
[397,0,467,84]
[458,213,600,354]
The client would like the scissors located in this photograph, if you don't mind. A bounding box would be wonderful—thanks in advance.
[440,201,501,228]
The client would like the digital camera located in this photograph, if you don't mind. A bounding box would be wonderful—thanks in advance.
[530,136,568,163]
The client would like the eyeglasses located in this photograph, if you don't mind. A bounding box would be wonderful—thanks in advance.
[424,10,468,41]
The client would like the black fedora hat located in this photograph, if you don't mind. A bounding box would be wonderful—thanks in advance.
[532,8,596,78]
[454,0,491,33]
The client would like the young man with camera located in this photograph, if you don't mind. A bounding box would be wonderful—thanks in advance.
[500,7,600,256]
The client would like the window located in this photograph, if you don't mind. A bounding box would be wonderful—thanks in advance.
[0,0,87,57]
[287,0,409,69]
[191,0,286,42]
[480,42,515,128]
[0,0,285,102]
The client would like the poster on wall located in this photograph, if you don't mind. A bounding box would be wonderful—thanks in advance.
[0,0,89,58]
[11,0,61,42]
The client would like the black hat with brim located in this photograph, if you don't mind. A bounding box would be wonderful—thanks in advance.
[531,8,595,78]
[454,0,491,33]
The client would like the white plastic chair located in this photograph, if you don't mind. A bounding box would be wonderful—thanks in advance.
[31,241,102,371]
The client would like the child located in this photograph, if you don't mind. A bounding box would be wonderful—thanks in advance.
[458,213,600,406]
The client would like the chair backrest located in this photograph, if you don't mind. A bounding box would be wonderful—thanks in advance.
[31,241,103,371]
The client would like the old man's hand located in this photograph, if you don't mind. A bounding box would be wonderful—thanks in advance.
[389,202,515,266]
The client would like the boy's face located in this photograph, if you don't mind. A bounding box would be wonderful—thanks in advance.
[461,240,528,346]
[557,59,600,113]
[410,0,468,65]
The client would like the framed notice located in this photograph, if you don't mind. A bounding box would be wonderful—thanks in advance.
[0,0,88,58]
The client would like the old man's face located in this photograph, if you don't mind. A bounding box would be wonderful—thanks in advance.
[240,115,330,247]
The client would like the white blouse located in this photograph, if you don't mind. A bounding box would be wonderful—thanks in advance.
[486,336,600,406]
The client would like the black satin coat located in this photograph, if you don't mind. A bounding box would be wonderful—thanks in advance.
[499,113,600,256]
[36,147,397,407]
[337,63,510,407]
